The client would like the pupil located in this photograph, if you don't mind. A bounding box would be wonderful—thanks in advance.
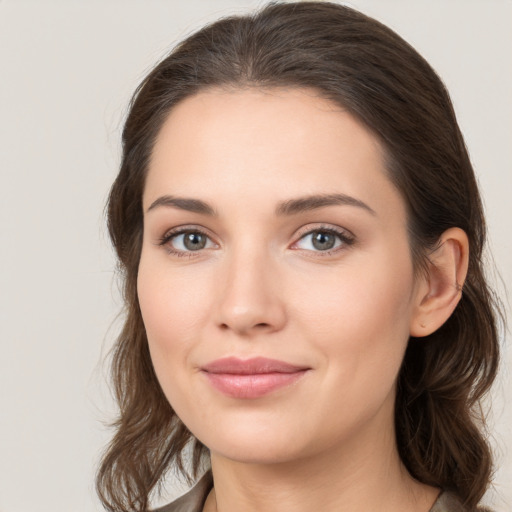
[184,232,206,250]
[312,231,335,250]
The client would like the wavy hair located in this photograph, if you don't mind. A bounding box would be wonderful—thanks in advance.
[97,2,501,511]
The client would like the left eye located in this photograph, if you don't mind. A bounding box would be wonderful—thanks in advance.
[294,230,345,251]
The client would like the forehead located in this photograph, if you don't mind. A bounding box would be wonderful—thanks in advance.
[144,87,403,221]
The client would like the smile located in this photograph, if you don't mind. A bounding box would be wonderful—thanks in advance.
[200,357,310,399]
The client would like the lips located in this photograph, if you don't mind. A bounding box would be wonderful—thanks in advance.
[200,357,309,399]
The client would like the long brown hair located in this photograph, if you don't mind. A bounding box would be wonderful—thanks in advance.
[97,2,502,511]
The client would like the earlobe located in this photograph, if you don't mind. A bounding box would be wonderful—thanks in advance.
[410,227,469,337]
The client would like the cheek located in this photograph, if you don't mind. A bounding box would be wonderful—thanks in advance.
[292,251,415,386]
[297,258,413,334]
[137,255,209,366]
[287,258,415,442]
[137,257,213,421]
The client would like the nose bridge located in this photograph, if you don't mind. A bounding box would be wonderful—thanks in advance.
[216,238,285,335]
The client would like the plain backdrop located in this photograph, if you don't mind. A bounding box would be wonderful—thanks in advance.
[0,1,510,511]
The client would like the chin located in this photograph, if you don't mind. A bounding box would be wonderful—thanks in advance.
[192,418,312,465]
[210,441,303,466]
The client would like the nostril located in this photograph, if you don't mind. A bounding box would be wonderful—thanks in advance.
[217,321,272,333]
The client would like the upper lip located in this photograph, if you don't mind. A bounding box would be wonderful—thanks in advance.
[201,357,309,375]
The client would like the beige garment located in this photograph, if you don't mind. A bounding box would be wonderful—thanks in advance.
[155,472,213,512]
[154,471,491,512]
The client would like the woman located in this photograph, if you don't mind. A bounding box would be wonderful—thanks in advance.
[97,2,502,511]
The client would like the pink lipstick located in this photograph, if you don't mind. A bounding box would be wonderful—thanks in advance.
[201,357,309,399]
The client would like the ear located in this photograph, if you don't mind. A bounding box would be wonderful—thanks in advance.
[410,227,469,337]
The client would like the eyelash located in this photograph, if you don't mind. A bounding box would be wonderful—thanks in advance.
[291,225,355,256]
[158,226,215,258]
[158,224,355,258]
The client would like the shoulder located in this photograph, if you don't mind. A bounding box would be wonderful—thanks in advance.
[153,471,213,512]
[430,491,493,512]
[153,478,495,512]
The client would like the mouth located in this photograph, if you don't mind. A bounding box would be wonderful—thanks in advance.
[200,357,310,399]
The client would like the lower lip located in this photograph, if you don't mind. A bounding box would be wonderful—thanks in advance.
[203,371,308,399]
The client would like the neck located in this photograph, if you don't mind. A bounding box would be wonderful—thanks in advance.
[204,411,439,512]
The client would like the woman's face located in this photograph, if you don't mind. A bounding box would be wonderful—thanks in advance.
[138,88,425,464]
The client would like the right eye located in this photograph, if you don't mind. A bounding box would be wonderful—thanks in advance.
[160,229,216,255]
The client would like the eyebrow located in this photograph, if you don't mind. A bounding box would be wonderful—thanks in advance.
[146,192,376,217]
[276,193,376,216]
[146,195,217,216]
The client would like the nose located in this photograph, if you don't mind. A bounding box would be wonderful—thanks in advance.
[214,248,287,337]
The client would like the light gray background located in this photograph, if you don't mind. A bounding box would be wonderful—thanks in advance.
[1,1,510,511]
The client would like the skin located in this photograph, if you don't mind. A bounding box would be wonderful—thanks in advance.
[138,88,468,512]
